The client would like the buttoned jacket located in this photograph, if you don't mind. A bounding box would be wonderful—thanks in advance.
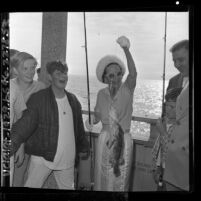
[164,83,189,190]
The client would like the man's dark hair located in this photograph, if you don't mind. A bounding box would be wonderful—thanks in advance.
[46,61,68,75]
[169,40,189,53]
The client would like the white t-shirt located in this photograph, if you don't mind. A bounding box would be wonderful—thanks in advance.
[31,95,75,170]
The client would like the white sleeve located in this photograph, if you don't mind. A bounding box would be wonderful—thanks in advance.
[14,91,27,122]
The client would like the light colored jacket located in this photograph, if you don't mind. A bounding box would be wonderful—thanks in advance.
[164,82,189,190]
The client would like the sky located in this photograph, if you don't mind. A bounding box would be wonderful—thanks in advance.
[9,12,189,80]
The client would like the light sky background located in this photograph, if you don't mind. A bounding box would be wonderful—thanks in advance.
[10,12,189,80]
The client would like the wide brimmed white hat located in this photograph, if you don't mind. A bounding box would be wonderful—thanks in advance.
[96,55,126,83]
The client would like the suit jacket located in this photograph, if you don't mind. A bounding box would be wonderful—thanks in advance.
[167,73,183,91]
[164,82,189,190]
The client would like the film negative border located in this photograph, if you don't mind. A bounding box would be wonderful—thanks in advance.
[1,12,10,187]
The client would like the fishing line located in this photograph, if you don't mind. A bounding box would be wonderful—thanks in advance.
[162,12,167,118]
[83,12,94,190]
[157,12,167,191]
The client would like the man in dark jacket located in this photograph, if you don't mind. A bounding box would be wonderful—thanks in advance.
[11,61,90,189]
[162,40,189,117]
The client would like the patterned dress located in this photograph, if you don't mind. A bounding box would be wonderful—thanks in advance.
[94,77,135,191]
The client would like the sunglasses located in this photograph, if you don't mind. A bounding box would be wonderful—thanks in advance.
[106,72,123,79]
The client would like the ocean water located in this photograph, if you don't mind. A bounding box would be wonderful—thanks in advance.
[66,74,168,140]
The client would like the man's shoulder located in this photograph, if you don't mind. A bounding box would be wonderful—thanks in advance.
[29,86,49,100]
[33,80,46,90]
[66,91,79,102]
[98,87,108,96]
[10,79,20,91]
[167,73,183,91]
[169,73,182,81]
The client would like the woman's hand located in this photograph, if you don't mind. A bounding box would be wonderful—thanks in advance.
[117,35,137,90]
[116,36,130,49]
[85,115,95,132]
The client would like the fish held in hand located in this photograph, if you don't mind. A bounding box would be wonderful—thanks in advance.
[107,107,125,177]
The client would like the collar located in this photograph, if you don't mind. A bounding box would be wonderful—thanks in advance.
[182,77,189,88]
[103,84,123,100]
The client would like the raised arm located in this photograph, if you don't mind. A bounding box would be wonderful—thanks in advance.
[117,36,137,90]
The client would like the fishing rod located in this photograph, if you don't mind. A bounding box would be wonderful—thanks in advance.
[83,12,94,190]
[157,12,167,191]
[161,12,167,119]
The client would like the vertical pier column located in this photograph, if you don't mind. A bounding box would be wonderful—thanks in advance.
[40,12,67,86]
[40,12,67,189]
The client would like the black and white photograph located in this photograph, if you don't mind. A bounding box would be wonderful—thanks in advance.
[0,5,195,200]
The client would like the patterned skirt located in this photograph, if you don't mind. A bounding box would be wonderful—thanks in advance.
[94,129,133,191]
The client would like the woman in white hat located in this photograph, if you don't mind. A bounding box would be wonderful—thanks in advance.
[86,36,137,191]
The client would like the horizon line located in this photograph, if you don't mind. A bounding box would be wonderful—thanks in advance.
[68,73,174,80]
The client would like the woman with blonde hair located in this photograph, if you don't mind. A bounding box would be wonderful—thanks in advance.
[85,36,137,191]
[10,49,27,186]
[11,51,46,186]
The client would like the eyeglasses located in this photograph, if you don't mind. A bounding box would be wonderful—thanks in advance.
[106,72,122,79]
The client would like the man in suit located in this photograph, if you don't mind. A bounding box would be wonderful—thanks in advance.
[164,81,189,191]
[156,39,190,191]
[162,40,189,120]
[167,40,189,91]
